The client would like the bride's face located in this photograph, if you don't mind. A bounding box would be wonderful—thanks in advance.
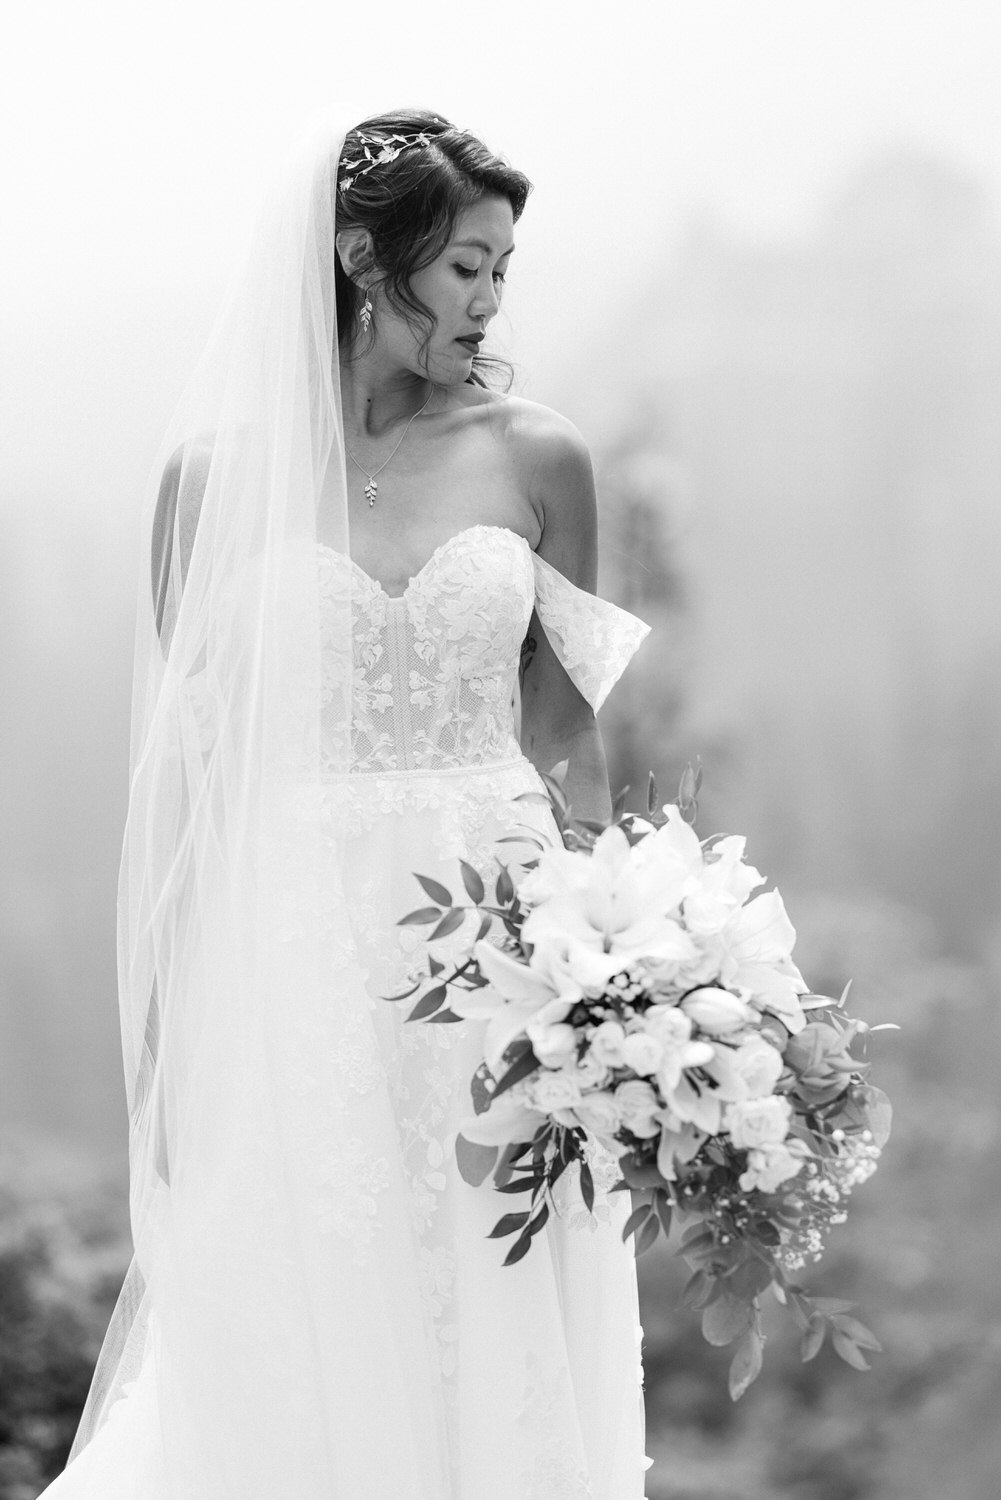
[381,194,516,385]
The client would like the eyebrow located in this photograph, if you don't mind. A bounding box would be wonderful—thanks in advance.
[453,237,516,257]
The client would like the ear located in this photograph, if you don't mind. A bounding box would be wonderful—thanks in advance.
[336,227,376,284]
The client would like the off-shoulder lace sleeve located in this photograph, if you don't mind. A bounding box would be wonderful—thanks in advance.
[530,551,651,713]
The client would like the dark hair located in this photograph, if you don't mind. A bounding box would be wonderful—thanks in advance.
[335,109,532,387]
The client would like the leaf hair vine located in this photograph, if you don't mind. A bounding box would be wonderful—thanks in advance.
[337,125,444,195]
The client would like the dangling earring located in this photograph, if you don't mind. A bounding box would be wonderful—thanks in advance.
[359,284,373,333]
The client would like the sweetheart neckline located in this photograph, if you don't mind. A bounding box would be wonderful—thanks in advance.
[317,523,533,602]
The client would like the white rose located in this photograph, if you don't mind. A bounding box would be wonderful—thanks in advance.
[573,1050,612,1090]
[643,1003,694,1047]
[614,1079,662,1138]
[739,1139,808,1193]
[730,1036,784,1099]
[589,1019,627,1068]
[725,1095,792,1149]
[527,1021,578,1068]
[529,1072,583,1113]
[620,1030,665,1077]
[680,987,753,1035]
[573,1092,623,1138]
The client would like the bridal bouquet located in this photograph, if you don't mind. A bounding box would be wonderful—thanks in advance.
[389,767,892,1398]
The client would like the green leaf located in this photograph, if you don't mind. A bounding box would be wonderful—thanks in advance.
[728,1326,764,1400]
[831,1315,882,1351]
[611,784,630,822]
[527,1201,551,1237]
[379,979,422,1002]
[454,1134,499,1187]
[495,865,514,904]
[416,874,454,907]
[492,1045,540,1100]
[801,1317,827,1362]
[811,1297,856,1315]
[647,770,659,817]
[406,985,448,1022]
[622,1204,653,1243]
[579,1161,595,1215]
[427,955,445,976]
[502,1233,534,1266]
[429,908,466,942]
[494,1175,538,1194]
[459,860,485,904]
[654,1193,673,1238]
[832,1331,871,1371]
[487,1210,530,1239]
[702,1294,753,1347]
[397,906,443,926]
[425,1008,464,1023]
[679,1268,716,1311]
[635,1216,661,1255]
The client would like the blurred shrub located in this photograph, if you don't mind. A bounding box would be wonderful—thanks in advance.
[0,1159,128,1500]
[639,893,1001,1500]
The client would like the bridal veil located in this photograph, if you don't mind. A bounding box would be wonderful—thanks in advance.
[74,109,456,1494]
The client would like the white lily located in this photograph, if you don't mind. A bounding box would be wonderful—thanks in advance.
[711,890,808,1033]
[448,941,571,1071]
[521,824,698,971]
[458,1098,548,1146]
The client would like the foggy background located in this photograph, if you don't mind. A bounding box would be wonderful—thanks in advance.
[2,2,1000,1496]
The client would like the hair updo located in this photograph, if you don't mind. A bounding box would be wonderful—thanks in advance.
[335,109,532,386]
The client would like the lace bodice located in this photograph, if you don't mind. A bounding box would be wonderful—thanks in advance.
[321,524,649,775]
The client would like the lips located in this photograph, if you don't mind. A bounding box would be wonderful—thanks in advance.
[455,333,484,353]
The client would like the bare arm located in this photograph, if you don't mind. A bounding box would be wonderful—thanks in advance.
[151,439,210,650]
[517,408,611,824]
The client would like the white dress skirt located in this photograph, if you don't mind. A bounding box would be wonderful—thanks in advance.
[41,525,653,1500]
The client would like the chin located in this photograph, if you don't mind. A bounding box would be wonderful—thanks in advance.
[427,358,475,388]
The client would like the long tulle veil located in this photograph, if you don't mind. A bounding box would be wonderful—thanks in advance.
[72,108,454,1495]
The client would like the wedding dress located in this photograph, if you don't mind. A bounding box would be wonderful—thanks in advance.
[41,522,653,1499]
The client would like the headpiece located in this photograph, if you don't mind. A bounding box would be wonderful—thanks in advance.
[337,126,441,194]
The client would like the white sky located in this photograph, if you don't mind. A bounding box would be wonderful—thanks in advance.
[2,0,1000,508]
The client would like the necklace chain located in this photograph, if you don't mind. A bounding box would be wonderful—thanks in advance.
[345,384,436,506]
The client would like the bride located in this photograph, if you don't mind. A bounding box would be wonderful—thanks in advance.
[41,108,653,1499]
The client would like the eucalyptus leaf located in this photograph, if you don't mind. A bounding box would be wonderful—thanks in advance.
[579,1161,595,1214]
[429,907,466,942]
[459,860,485,904]
[454,1134,499,1187]
[492,1045,539,1100]
[702,1294,753,1347]
[502,1233,533,1266]
[801,1317,827,1362]
[832,1331,871,1371]
[397,906,443,926]
[487,1210,530,1239]
[621,1204,653,1242]
[635,1216,661,1255]
[728,1326,764,1400]
[407,985,448,1022]
[416,874,454,907]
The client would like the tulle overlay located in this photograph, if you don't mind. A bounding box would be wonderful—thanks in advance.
[44,527,652,1497]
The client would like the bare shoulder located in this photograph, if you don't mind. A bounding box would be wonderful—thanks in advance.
[493,396,597,587]
[491,395,592,479]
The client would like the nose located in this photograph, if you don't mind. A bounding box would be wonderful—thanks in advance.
[470,277,500,321]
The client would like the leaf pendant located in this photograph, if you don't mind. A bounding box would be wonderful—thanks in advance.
[365,478,378,506]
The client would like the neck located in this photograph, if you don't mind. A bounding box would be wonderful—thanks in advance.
[338,343,434,438]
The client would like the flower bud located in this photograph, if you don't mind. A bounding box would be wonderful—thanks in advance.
[681,987,752,1035]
